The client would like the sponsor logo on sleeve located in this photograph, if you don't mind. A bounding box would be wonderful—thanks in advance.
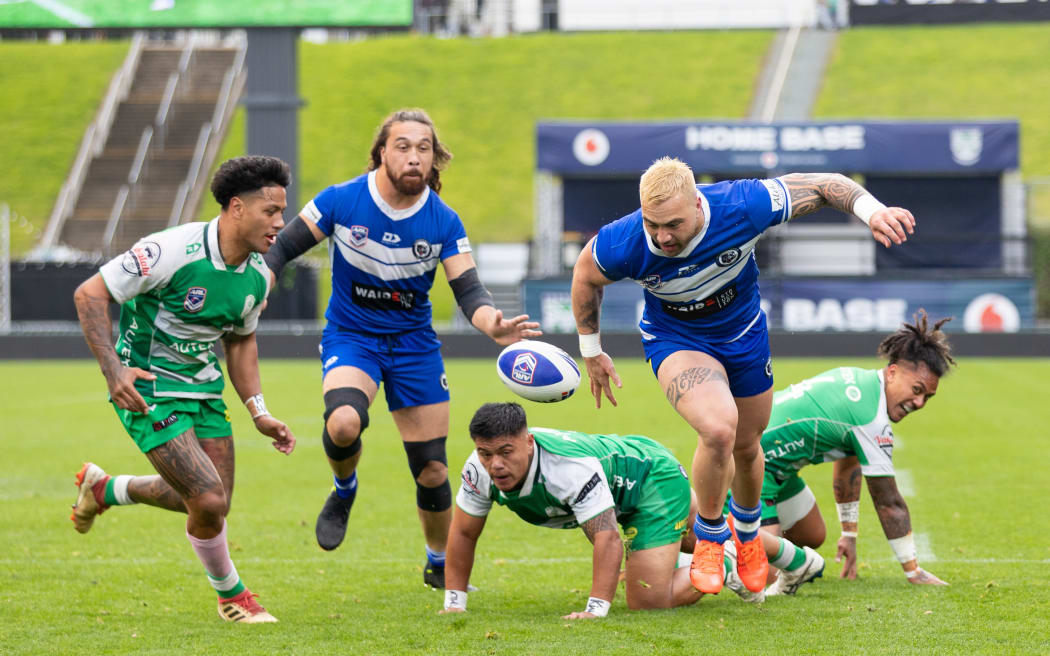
[302,200,322,223]
[511,353,537,384]
[456,236,472,253]
[349,225,369,247]
[412,239,433,259]
[183,286,207,313]
[573,473,602,504]
[761,179,786,212]
[462,462,482,495]
[121,241,162,276]
[351,281,415,311]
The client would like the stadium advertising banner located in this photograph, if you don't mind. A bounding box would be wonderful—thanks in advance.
[522,277,1035,333]
[850,0,1050,25]
[537,121,1019,176]
[0,0,412,28]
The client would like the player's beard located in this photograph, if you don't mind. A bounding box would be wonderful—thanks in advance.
[386,165,429,196]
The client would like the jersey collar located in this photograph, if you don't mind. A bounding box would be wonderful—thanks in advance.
[642,188,712,259]
[367,170,430,221]
[204,217,250,273]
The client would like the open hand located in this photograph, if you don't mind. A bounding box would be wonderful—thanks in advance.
[584,353,622,409]
[869,207,915,248]
[254,415,296,454]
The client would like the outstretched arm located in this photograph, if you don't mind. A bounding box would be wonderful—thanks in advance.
[832,456,862,579]
[779,173,915,248]
[222,331,295,454]
[262,214,324,284]
[73,273,155,413]
[865,475,947,585]
[443,252,541,346]
[440,506,487,614]
[570,239,621,409]
[563,507,622,619]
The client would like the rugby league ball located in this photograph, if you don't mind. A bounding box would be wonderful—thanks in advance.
[496,340,581,403]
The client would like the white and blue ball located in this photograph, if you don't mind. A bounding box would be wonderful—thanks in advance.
[496,340,581,403]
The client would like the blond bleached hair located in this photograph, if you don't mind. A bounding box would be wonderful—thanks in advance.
[639,157,696,210]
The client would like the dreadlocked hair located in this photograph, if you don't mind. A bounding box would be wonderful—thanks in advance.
[876,309,957,377]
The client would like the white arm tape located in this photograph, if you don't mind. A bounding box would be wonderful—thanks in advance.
[584,597,610,617]
[245,393,269,419]
[579,332,602,358]
[852,194,888,226]
[836,501,860,524]
[444,589,467,610]
[888,533,917,564]
[904,568,922,579]
[840,531,858,539]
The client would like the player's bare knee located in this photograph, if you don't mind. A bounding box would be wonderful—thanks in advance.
[187,490,227,526]
[732,439,762,464]
[697,421,736,456]
[415,460,448,488]
[626,588,672,610]
[325,407,362,445]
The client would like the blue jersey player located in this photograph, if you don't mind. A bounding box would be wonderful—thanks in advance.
[570,157,915,597]
[264,109,540,587]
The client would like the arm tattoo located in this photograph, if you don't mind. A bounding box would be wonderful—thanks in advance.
[145,430,224,500]
[75,293,121,379]
[581,507,619,545]
[867,476,912,539]
[665,367,729,408]
[781,173,867,220]
[833,461,863,502]
[577,287,604,333]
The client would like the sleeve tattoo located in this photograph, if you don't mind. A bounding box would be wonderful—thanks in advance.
[781,173,867,220]
[580,507,619,545]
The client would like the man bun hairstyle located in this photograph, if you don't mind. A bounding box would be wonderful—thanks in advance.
[469,402,527,441]
[366,108,453,194]
[210,155,291,209]
[877,309,957,377]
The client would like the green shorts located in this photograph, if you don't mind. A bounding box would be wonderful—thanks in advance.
[112,396,232,453]
[760,469,809,524]
[618,446,691,553]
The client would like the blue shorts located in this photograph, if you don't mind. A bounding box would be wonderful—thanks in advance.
[642,311,773,398]
[320,324,449,412]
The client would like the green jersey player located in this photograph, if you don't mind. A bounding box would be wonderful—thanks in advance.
[438,402,819,616]
[70,156,297,623]
[757,312,954,591]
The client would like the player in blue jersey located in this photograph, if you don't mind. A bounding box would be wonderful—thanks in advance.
[571,157,916,596]
[264,109,540,587]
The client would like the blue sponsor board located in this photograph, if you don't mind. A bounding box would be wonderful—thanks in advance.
[537,121,1019,175]
[523,277,1035,334]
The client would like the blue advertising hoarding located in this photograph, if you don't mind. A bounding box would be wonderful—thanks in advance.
[523,277,1035,335]
[537,121,1019,175]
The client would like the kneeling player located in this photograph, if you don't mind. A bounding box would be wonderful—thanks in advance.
[439,402,816,616]
[758,311,952,590]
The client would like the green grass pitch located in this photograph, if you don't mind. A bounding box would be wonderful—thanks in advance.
[1,357,1048,654]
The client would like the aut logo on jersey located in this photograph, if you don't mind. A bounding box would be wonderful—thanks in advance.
[184,287,207,313]
[511,353,538,384]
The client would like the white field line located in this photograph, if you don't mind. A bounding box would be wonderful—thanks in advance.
[895,469,915,497]
[31,0,93,26]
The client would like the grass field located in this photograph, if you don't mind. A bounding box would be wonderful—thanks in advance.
[2,357,1048,654]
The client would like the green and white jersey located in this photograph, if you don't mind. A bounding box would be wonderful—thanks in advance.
[98,218,270,400]
[455,428,676,528]
[762,367,895,480]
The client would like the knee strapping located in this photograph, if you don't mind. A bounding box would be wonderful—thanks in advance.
[403,436,448,480]
[322,426,361,461]
[416,480,452,512]
[324,387,370,428]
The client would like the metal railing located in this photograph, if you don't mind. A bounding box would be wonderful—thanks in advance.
[103,127,153,254]
[167,38,246,227]
[42,31,146,248]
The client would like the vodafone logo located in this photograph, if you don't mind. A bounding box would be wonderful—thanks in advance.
[573,129,610,166]
[963,293,1020,333]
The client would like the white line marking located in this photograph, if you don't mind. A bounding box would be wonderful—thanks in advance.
[915,532,936,562]
[30,0,93,27]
